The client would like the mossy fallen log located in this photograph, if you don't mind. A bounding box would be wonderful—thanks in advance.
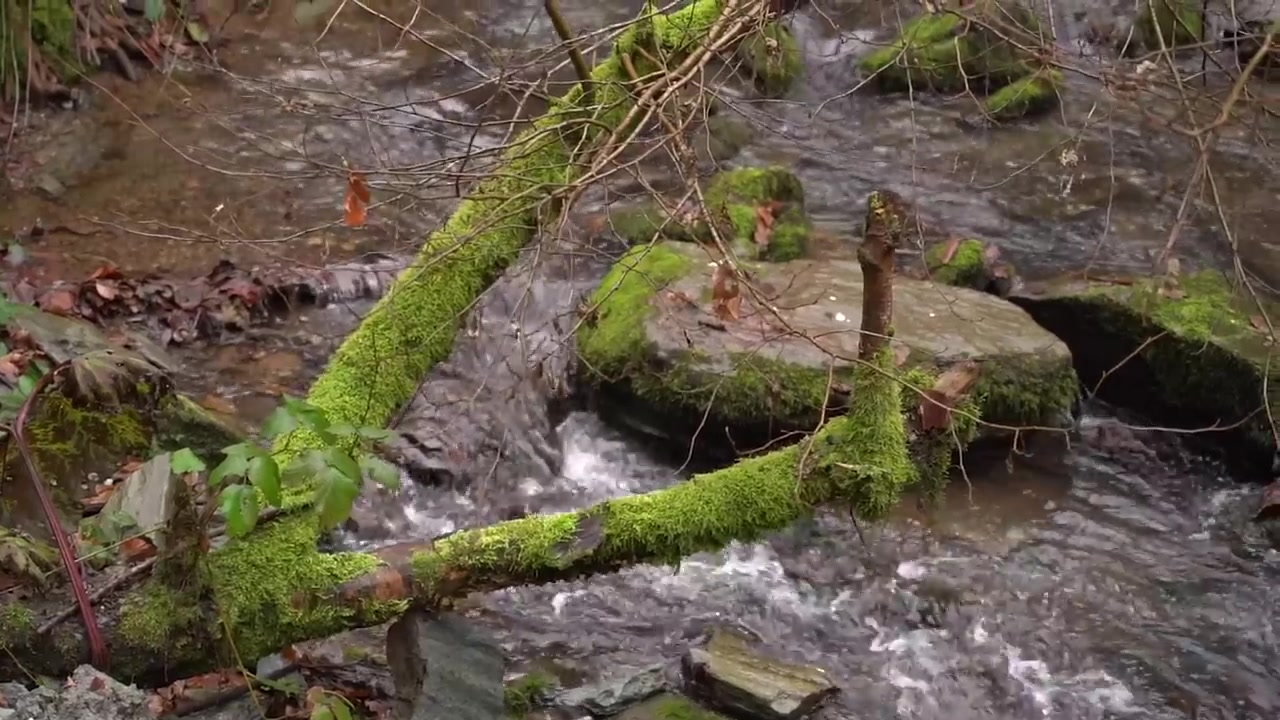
[0,0,809,685]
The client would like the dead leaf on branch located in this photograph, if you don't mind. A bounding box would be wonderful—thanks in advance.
[344,170,371,228]
[940,236,962,264]
[919,361,981,431]
[711,262,742,322]
[753,200,783,251]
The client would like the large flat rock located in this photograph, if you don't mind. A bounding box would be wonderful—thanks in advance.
[577,242,1077,456]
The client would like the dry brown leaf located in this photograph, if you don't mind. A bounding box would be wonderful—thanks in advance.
[0,351,25,381]
[1250,315,1270,333]
[919,361,981,431]
[711,262,741,321]
[753,201,782,250]
[344,171,371,227]
[87,264,121,281]
[120,537,157,563]
[95,280,118,300]
[939,236,962,265]
[39,289,77,316]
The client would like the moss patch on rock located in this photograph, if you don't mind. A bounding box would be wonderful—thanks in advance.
[1133,0,1203,53]
[735,22,804,98]
[701,166,810,261]
[1011,270,1279,473]
[858,2,1058,119]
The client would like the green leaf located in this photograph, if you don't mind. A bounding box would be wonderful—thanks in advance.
[16,374,35,396]
[331,699,353,720]
[327,422,358,438]
[220,485,260,537]
[247,455,282,507]
[322,447,362,483]
[170,448,207,474]
[359,454,401,490]
[357,426,396,443]
[185,20,210,44]
[310,707,335,720]
[208,453,249,488]
[261,405,300,440]
[312,468,359,529]
[143,0,165,22]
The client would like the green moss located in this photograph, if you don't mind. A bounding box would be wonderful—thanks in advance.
[736,22,804,98]
[972,353,1078,430]
[578,244,695,378]
[117,584,207,657]
[702,166,810,261]
[1135,0,1202,51]
[926,239,987,288]
[1015,270,1277,469]
[504,671,557,717]
[0,604,34,648]
[153,394,246,460]
[982,70,1062,120]
[650,695,730,720]
[859,12,964,83]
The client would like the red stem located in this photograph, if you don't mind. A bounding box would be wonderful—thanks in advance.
[12,364,109,670]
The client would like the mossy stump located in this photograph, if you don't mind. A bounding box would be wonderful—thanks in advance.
[734,22,804,98]
[576,241,1078,475]
[1010,271,1280,476]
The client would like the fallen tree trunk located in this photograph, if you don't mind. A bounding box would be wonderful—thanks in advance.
[0,0,822,685]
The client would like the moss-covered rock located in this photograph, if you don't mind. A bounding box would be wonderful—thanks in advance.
[0,0,82,100]
[858,2,1058,119]
[735,22,804,98]
[701,166,810,261]
[600,166,811,261]
[617,693,731,720]
[576,241,1077,471]
[1010,271,1280,475]
[1132,0,1202,53]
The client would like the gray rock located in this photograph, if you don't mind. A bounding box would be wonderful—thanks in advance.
[385,610,506,720]
[100,453,184,552]
[555,663,669,716]
[681,628,837,720]
[617,692,729,720]
[0,665,153,720]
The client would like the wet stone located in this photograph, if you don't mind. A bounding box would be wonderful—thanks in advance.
[0,665,152,720]
[681,628,837,720]
[386,610,506,720]
[555,663,670,716]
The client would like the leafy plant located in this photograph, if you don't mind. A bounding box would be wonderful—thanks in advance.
[199,395,401,537]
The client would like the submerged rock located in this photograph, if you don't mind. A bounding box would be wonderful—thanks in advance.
[575,240,1077,465]
[607,166,813,262]
[1010,270,1280,475]
[857,3,1061,120]
[385,610,506,720]
[681,627,837,720]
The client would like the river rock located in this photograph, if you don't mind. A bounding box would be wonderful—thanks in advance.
[385,610,506,720]
[0,665,152,720]
[555,663,670,716]
[575,240,1077,463]
[1010,269,1280,476]
[680,627,837,720]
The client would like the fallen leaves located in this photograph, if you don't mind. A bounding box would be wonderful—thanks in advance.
[344,171,371,228]
[120,536,157,563]
[919,361,981,431]
[939,236,962,265]
[23,259,335,346]
[711,261,742,322]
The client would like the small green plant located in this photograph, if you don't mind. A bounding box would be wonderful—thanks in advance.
[188,395,401,537]
[504,671,557,717]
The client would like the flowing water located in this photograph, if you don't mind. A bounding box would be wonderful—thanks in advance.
[3,0,1280,718]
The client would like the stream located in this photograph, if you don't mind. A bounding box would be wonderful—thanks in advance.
[3,0,1280,718]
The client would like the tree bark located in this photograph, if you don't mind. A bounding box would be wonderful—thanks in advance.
[0,0,821,686]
